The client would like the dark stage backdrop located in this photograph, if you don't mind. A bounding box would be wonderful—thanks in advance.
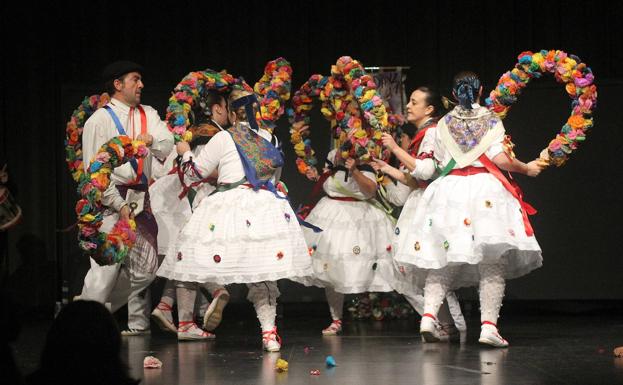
[1,1,622,310]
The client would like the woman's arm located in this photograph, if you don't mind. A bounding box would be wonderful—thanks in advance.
[346,158,377,198]
[371,158,408,184]
[381,133,416,171]
[492,153,544,177]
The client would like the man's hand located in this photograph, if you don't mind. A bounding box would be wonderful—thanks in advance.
[137,133,153,147]
[120,205,132,221]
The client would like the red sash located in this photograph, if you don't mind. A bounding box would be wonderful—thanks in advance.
[129,105,147,185]
[478,154,537,236]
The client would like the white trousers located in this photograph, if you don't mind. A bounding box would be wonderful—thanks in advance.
[80,258,155,330]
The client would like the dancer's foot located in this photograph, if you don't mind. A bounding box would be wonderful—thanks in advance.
[203,289,230,331]
[439,323,462,343]
[151,302,177,333]
[178,321,214,341]
[420,313,442,343]
[262,327,282,352]
[121,328,151,336]
[321,319,343,336]
[478,321,509,348]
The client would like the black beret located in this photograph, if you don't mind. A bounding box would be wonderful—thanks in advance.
[101,60,144,82]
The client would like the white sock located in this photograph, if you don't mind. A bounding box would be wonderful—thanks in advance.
[423,267,456,317]
[325,287,344,321]
[176,282,198,323]
[478,263,506,325]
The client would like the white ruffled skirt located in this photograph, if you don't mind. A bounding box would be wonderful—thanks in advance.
[302,196,396,294]
[393,173,542,289]
[157,186,313,285]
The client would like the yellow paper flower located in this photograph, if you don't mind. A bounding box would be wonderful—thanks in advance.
[275,358,288,372]
[354,129,367,139]
[180,131,192,143]
[290,131,302,144]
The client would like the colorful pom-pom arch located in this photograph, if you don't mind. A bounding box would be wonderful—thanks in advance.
[288,56,403,175]
[486,49,597,167]
[65,94,148,265]
[253,57,293,132]
[287,73,350,174]
[76,136,148,265]
[166,69,241,143]
[65,93,110,182]
[335,56,404,162]
[167,58,293,144]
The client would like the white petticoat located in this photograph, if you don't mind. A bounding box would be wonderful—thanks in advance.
[302,196,396,294]
[393,173,542,289]
[383,188,424,296]
[149,174,193,255]
[156,186,313,285]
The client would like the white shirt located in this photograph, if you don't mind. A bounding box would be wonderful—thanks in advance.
[412,116,505,181]
[323,149,377,200]
[82,97,173,211]
[181,123,282,185]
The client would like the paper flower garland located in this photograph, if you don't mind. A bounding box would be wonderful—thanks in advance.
[336,56,403,162]
[287,57,403,175]
[66,94,148,264]
[287,74,331,174]
[76,136,148,265]
[65,93,111,182]
[166,69,241,143]
[253,57,293,132]
[486,49,597,167]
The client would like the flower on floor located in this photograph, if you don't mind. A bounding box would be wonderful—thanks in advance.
[275,358,288,372]
[143,356,162,369]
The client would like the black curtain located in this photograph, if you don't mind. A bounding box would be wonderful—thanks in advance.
[1,0,622,311]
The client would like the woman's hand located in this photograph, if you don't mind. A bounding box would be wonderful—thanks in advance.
[305,167,320,181]
[292,121,310,136]
[176,141,191,156]
[525,160,545,177]
[381,133,399,151]
[345,158,357,171]
[371,157,391,174]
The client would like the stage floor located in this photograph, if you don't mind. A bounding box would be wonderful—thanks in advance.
[12,306,623,385]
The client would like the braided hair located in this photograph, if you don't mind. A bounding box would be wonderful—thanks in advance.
[452,71,481,110]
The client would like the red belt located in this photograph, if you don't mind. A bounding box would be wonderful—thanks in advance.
[445,160,536,236]
[448,166,488,176]
[242,183,268,190]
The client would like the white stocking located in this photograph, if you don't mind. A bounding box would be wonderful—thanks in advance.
[423,266,457,318]
[176,281,198,323]
[160,279,176,307]
[247,282,280,331]
[478,263,506,324]
[325,287,345,320]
